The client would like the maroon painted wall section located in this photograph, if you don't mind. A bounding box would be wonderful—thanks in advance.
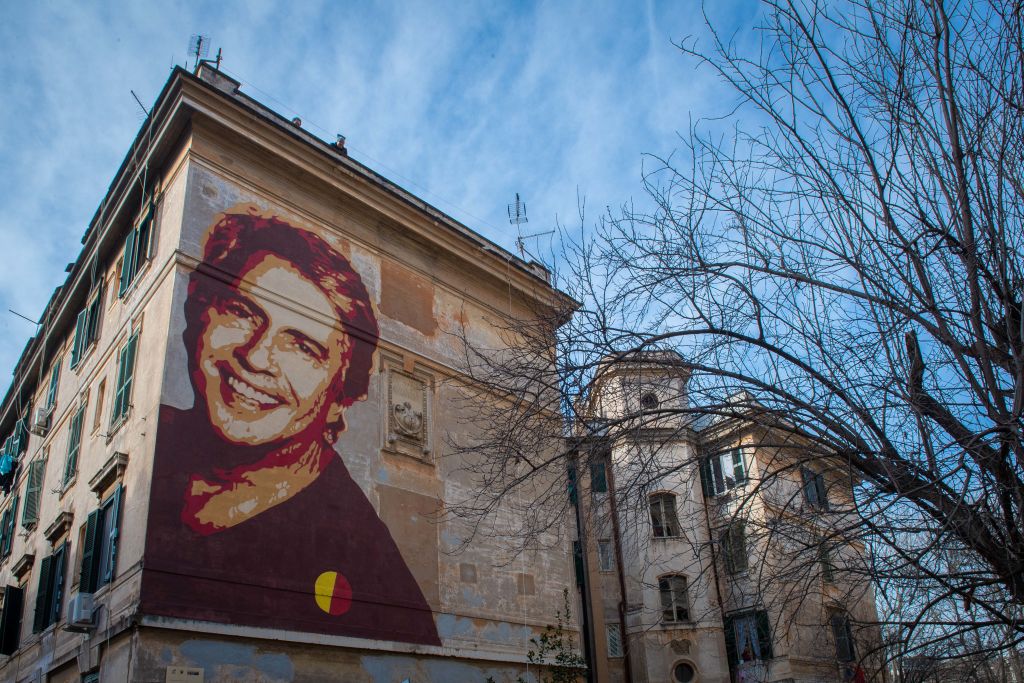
[140,211,439,645]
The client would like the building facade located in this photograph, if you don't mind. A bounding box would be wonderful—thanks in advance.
[0,64,575,683]
[575,353,882,683]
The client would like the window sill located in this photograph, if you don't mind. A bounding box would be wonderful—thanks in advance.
[652,534,682,541]
[106,410,131,444]
[59,475,77,500]
[70,344,97,374]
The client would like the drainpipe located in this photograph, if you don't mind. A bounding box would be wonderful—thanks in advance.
[570,456,597,683]
[605,448,634,683]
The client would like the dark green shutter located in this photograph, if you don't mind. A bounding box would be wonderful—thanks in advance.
[723,615,737,665]
[103,485,123,585]
[22,460,43,528]
[70,310,87,368]
[755,610,773,659]
[0,585,23,655]
[4,497,18,557]
[137,208,153,263]
[733,448,746,484]
[118,228,138,297]
[590,460,608,493]
[46,361,60,407]
[49,542,66,626]
[33,555,52,632]
[80,509,101,593]
[699,457,714,499]
[0,509,9,558]
[567,461,578,506]
[86,287,102,344]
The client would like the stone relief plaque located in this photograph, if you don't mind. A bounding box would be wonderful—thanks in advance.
[382,359,433,462]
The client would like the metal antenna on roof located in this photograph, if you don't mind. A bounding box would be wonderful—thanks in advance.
[187,34,211,71]
[508,193,553,260]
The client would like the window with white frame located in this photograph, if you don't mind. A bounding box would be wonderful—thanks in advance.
[650,492,680,538]
[725,609,773,663]
[606,622,623,658]
[658,574,689,622]
[701,447,747,497]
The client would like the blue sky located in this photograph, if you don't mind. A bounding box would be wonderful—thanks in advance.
[0,1,754,380]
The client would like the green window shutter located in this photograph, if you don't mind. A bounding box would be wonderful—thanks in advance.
[118,228,138,297]
[112,334,138,423]
[70,310,88,368]
[755,610,774,659]
[33,554,52,632]
[137,208,153,264]
[86,287,102,345]
[0,585,23,655]
[589,459,608,493]
[2,497,18,558]
[0,510,9,558]
[699,457,714,499]
[46,361,60,408]
[103,484,123,585]
[733,448,746,484]
[64,407,84,484]
[22,460,43,528]
[49,542,67,626]
[723,615,737,665]
[80,509,101,593]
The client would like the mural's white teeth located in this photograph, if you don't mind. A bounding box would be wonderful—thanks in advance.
[228,375,277,405]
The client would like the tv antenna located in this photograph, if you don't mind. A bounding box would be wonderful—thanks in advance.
[507,193,553,260]
[187,34,221,72]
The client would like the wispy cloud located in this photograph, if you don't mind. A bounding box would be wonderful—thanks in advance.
[0,0,755,379]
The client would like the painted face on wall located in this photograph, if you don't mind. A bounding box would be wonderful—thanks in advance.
[194,254,352,446]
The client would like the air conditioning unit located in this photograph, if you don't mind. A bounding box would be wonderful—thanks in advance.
[66,592,95,630]
[29,406,52,437]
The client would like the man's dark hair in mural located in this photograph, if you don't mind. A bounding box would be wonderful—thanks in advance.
[141,211,440,646]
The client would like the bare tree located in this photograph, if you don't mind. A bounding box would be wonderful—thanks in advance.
[449,0,1024,677]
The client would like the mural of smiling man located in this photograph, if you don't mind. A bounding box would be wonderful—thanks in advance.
[141,210,441,646]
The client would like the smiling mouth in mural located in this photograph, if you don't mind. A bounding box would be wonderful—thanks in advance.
[217,364,288,410]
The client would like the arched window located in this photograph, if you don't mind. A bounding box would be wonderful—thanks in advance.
[650,493,680,538]
[659,574,689,622]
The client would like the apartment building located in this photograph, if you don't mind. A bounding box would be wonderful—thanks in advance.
[0,64,575,683]
[575,353,881,683]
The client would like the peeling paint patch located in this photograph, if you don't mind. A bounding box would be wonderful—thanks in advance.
[360,654,526,683]
[435,613,474,639]
[461,586,486,608]
[180,640,294,682]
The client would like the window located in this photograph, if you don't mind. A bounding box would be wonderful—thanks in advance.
[701,447,747,497]
[724,610,773,664]
[830,610,856,662]
[111,332,139,425]
[659,574,689,622]
[63,403,86,486]
[640,392,659,410]
[598,539,614,572]
[650,493,680,538]
[0,495,18,559]
[118,206,154,296]
[33,540,68,632]
[590,459,608,493]
[802,466,829,509]
[21,457,45,529]
[70,285,104,369]
[80,484,124,593]
[721,522,748,574]
[46,360,61,409]
[606,622,623,658]
[0,585,23,654]
[819,540,835,583]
